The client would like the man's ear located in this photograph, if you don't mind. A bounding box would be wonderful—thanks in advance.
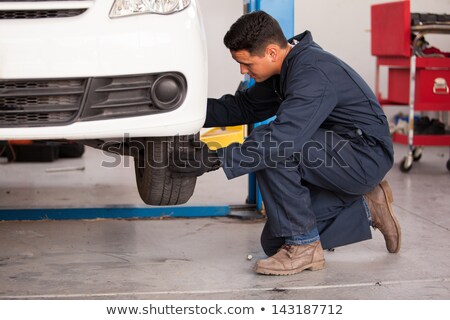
[266,45,278,61]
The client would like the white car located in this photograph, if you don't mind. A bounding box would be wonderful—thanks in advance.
[0,0,208,205]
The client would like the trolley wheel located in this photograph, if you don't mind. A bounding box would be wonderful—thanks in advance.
[447,159,450,172]
[412,147,423,162]
[400,155,413,173]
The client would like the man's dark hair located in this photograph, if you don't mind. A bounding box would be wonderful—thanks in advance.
[224,11,288,56]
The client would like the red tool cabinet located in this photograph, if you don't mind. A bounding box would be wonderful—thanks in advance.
[371,0,450,172]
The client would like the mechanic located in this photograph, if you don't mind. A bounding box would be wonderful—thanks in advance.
[170,11,401,276]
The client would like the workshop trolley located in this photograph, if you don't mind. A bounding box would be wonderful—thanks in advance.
[371,0,450,172]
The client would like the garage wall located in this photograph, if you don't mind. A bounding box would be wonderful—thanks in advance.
[197,0,243,98]
[200,0,449,98]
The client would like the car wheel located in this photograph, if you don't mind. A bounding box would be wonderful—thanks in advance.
[134,137,196,205]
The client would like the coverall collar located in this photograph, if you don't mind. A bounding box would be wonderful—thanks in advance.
[289,30,315,51]
[279,30,318,91]
[283,31,317,68]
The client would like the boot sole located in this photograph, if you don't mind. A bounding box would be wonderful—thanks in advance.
[379,180,402,253]
[254,260,325,276]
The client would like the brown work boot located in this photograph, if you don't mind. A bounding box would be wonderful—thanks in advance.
[364,180,401,253]
[254,241,325,276]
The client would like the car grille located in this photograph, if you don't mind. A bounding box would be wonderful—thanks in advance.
[0,79,87,127]
[81,76,156,121]
[0,73,187,127]
[0,9,87,19]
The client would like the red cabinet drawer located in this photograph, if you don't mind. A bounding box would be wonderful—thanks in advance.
[388,67,450,110]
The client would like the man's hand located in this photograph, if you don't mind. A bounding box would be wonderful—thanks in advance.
[170,140,221,177]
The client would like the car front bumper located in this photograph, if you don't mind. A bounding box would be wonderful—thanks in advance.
[0,0,208,140]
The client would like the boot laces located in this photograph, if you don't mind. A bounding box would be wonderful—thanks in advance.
[279,244,296,258]
[280,244,294,251]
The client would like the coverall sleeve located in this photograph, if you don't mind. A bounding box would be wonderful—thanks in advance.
[217,66,338,179]
[204,78,281,127]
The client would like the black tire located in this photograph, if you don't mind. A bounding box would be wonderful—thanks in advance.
[134,137,196,205]
[412,147,423,162]
[400,157,413,173]
[447,159,450,172]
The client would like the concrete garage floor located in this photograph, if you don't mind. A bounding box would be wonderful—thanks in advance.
[0,145,449,299]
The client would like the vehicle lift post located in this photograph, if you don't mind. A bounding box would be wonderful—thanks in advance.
[245,0,295,212]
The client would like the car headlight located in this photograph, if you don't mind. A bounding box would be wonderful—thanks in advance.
[110,0,191,18]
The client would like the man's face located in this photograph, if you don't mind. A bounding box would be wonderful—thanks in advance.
[231,49,275,83]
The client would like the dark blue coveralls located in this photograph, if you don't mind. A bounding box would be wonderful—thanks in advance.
[205,31,394,256]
